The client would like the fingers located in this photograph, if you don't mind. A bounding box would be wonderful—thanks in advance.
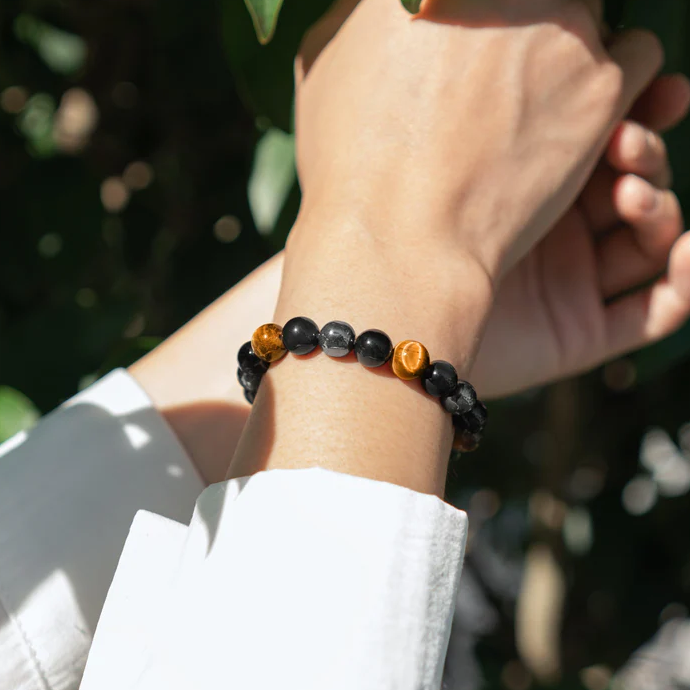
[578,0,603,25]
[607,29,665,119]
[597,175,683,298]
[604,233,690,357]
[607,121,671,188]
[629,73,690,133]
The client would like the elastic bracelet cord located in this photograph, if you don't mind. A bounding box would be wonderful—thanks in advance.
[237,317,488,453]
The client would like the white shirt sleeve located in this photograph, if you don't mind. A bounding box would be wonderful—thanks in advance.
[0,370,205,690]
[80,468,469,690]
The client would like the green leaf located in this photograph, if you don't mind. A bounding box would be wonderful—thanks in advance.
[244,0,285,44]
[248,127,296,234]
[400,0,422,13]
[221,0,333,130]
[0,387,39,443]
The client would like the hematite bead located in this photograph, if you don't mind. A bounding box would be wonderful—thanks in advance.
[391,340,430,380]
[251,323,287,363]
[237,367,262,393]
[454,401,488,434]
[442,381,477,416]
[453,430,482,453]
[420,360,458,398]
[354,329,393,368]
[318,321,356,358]
[237,341,269,376]
[283,316,320,356]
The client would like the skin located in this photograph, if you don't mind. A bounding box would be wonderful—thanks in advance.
[132,0,690,493]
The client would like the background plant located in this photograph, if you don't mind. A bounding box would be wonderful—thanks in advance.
[1,0,690,687]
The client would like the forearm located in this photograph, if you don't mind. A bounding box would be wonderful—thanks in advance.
[129,253,284,484]
[227,213,494,497]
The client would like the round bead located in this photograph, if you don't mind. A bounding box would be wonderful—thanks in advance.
[251,323,287,363]
[454,401,488,434]
[237,341,270,375]
[453,430,482,453]
[420,360,458,398]
[283,317,320,356]
[244,388,257,405]
[318,321,356,358]
[391,340,430,380]
[237,367,262,393]
[442,381,477,416]
[354,329,393,368]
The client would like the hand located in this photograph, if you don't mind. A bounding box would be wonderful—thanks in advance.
[295,0,662,283]
[472,76,690,397]
[295,0,690,398]
[226,0,675,495]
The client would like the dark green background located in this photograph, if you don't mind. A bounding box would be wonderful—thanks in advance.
[1,0,690,687]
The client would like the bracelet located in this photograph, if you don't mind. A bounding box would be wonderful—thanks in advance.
[236,317,488,453]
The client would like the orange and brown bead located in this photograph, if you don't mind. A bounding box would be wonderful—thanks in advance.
[453,430,482,453]
[251,323,287,363]
[391,340,430,381]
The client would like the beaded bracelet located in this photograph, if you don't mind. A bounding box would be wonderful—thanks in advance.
[237,317,488,453]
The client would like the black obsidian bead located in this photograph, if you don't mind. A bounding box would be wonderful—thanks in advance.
[442,380,477,416]
[318,320,356,358]
[237,367,262,393]
[354,329,393,368]
[420,360,458,398]
[283,317,320,356]
[454,401,488,434]
[244,388,257,405]
[237,341,270,376]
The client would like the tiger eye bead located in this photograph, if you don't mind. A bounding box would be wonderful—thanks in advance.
[391,340,430,381]
[453,430,482,453]
[251,323,287,363]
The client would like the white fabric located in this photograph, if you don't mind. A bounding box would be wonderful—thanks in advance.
[0,369,469,690]
[81,468,468,690]
[0,370,204,690]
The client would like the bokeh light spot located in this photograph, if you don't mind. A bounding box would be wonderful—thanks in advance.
[101,177,130,213]
[123,161,153,190]
[1,86,28,114]
[622,475,657,516]
[214,215,242,243]
[38,233,63,258]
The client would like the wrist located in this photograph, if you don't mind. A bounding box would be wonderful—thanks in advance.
[280,209,496,374]
[226,210,496,497]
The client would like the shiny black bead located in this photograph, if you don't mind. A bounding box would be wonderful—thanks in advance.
[354,329,393,368]
[244,388,257,405]
[237,367,262,393]
[454,401,488,434]
[442,380,477,415]
[237,341,269,375]
[318,321,356,358]
[420,360,458,398]
[283,317,320,356]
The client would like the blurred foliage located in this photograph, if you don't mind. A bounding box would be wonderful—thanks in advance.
[2,0,690,688]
